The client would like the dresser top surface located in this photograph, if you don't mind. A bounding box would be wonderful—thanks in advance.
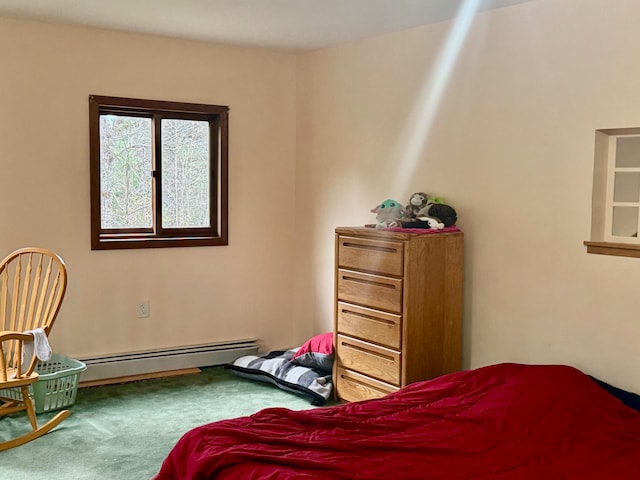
[335,226,463,240]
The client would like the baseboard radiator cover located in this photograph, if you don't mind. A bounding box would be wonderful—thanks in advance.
[78,338,259,382]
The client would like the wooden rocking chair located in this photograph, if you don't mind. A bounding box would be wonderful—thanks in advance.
[0,247,69,451]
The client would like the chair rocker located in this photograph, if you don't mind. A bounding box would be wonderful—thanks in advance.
[0,247,69,451]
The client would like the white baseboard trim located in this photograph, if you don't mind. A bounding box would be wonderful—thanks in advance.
[78,338,259,382]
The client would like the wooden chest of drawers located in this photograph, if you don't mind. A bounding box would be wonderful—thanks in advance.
[333,227,464,402]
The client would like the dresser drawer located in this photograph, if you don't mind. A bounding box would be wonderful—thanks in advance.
[336,334,400,385]
[337,269,402,314]
[336,301,401,349]
[338,236,403,277]
[336,367,398,402]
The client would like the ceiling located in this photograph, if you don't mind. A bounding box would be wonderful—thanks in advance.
[0,0,534,51]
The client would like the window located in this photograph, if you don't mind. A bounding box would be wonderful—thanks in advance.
[585,128,640,258]
[89,95,228,250]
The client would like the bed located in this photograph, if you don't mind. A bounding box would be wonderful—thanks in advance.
[224,348,333,406]
[153,362,640,479]
[223,333,335,406]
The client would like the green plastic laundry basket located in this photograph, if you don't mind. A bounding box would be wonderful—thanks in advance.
[0,353,87,414]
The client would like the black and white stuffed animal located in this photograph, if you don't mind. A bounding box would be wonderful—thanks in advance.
[399,191,458,230]
[417,203,457,227]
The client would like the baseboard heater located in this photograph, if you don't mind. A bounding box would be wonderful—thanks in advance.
[78,338,259,383]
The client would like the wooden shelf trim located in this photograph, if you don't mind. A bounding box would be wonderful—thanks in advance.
[584,241,640,258]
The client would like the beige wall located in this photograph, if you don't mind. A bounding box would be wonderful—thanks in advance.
[296,0,640,392]
[3,0,640,392]
[0,17,298,357]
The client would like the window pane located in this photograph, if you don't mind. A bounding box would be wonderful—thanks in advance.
[161,119,210,228]
[615,137,640,168]
[99,115,153,229]
[612,206,639,237]
[613,172,640,202]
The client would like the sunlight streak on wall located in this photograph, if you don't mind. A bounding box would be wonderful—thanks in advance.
[391,0,482,194]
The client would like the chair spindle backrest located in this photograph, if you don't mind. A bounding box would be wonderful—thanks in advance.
[0,248,67,371]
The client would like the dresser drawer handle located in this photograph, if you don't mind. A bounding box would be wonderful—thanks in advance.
[341,275,397,289]
[341,308,396,325]
[343,242,398,254]
[340,341,396,362]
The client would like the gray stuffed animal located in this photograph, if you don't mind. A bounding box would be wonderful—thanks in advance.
[403,192,429,220]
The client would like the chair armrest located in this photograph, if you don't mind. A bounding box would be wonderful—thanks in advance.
[0,330,33,343]
[0,330,39,380]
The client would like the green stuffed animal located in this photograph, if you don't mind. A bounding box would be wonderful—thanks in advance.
[371,199,404,228]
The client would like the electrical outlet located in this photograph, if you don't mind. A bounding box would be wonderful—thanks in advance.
[137,300,150,318]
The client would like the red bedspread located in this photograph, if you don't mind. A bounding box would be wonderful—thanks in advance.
[154,363,640,479]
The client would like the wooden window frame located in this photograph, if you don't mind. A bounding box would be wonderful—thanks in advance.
[585,127,640,258]
[89,95,229,250]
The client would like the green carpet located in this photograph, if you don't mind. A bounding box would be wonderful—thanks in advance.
[1,367,329,479]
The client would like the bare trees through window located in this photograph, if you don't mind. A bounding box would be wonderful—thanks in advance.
[89,95,229,250]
